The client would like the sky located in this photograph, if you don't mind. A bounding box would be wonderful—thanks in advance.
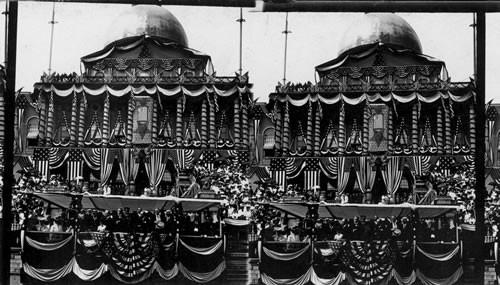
[1,3,500,102]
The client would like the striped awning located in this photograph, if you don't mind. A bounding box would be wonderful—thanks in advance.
[26,124,39,139]
[263,136,275,149]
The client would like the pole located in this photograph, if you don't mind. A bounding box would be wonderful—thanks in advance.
[48,2,57,75]
[474,11,486,283]
[1,1,17,283]
[282,12,291,85]
[237,6,245,75]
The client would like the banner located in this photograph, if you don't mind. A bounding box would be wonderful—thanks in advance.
[368,104,389,152]
[132,96,153,144]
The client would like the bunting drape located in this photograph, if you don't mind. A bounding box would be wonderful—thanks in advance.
[355,157,377,193]
[337,157,351,195]
[382,157,403,196]
[144,149,168,189]
[100,148,114,185]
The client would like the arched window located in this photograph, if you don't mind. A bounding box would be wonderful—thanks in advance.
[26,117,39,146]
[263,127,275,157]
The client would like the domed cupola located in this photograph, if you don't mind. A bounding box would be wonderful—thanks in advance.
[104,5,188,47]
[338,13,422,56]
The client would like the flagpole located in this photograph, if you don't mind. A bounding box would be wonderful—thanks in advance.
[48,2,57,75]
[237,6,245,75]
[282,12,291,85]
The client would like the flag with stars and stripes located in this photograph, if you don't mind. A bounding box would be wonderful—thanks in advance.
[33,148,50,178]
[436,156,455,176]
[270,158,287,188]
[200,150,218,170]
[67,149,83,181]
[319,157,337,179]
[304,158,320,192]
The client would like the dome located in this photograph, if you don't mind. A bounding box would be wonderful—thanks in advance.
[105,5,188,46]
[338,13,422,56]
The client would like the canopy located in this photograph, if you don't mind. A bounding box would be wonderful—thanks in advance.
[268,202,458,219]
[32,193,222,212]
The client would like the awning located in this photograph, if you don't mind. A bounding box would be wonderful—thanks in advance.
[263,136,275,150]
[268,202,458,219]
[26,124,39,139]
[31,193,222,212]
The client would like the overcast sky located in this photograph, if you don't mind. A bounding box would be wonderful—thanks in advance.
[1,3,500,102]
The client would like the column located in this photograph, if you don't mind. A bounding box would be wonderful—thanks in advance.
[151,99,158,145]
[70,93,78,146]
[306,102,313,155]
[102,94,110,146]
[436,106,443,154]
[201,98,208,148]
[470,103,476,153]
[176,95,184,147]
[77,94,86,147]
[387,106,394,153]
[209,95,216,148]
[362,104,369,155]
[127,94,134,146]
[38,95,46,145]
[242,99,249,149]
[444,103,452,154]
[274,103,282,155]
[411,104,418,153]
[314,103,321,156]
[233,96,241,147]
[338,104,345,154]
[283,102,290,155]
[45,92,54,146]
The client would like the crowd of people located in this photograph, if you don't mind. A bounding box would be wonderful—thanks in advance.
[4,157,500,245]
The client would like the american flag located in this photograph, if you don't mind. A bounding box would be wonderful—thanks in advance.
[436,156,455,176]
[67,149,83,181]
[200,150,218,170]
[270,158,287,188]
[33,148,49,178]
[304,158,320,191]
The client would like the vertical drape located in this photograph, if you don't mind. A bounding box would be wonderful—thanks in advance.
[118,149,140,186]
[176,96,184,147]
[201,98,208,148]
[362,104,369,155]
[144,149,168,189]
[254,117,261,163]
[77,93,86,147]
[338,103,346,155]
[209,95,216,148]
[274,103,282,154]
[100,148,114,186]
[242,98,249,149]
[46,91,54,146]
[283,102,290,155]
[469,103,476,153]
[387,106,394,153]
[234,95,241,147]
[17,106,24,152]
[381,157,403,197]
[127,94,135,146]
[152,99,158,145]
[411,104,418,153]
[337,157,351,195]
[314,102,321,156]
[38,95,46,144]
[444,103,452,154]
[70,92,78,146]
[436,106,443,154]
[356,157,377,193]
[102,94,110,146]
[306,102,313,155]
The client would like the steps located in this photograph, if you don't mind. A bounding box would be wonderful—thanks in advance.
[224,257,260,285]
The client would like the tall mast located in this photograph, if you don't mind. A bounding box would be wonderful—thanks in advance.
[48,2,58,75]
[282,12,291,85]
[237,6,245,75]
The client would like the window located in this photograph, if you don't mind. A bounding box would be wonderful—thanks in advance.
[263,127,275,157]
[26,117,39,146]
